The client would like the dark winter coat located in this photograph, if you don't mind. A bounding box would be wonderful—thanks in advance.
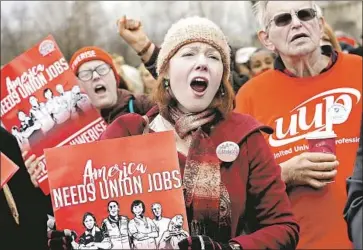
[0,127,49,250]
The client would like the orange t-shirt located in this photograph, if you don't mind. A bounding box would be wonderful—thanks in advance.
[235,52,362,249]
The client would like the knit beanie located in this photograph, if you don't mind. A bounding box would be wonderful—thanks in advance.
[69,46,120,84]
[157,16,231,79]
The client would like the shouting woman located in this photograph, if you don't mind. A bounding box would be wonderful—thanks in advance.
[101,16,300,250]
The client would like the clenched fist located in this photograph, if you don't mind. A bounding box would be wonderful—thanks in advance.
[116,15,154,61]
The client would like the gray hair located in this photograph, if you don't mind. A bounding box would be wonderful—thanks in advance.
[252,1,270,30]
[252,1,319,31]
[315,4,323,18]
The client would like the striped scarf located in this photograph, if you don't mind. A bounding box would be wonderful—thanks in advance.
[169,107,231,242]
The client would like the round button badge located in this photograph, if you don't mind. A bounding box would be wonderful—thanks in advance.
[327,103,349,124]
[216,141,240,162]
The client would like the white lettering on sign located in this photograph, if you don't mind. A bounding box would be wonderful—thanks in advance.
[269,88,361,147]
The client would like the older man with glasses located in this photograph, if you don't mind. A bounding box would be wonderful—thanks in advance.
[235,1,362,249]
[69,46,154,125]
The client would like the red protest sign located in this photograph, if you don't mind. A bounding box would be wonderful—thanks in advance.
[1,153,20,189]
[1,35,106,194]
[45,131,189,249]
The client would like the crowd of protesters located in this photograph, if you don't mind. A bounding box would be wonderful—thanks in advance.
[1,1,363,250]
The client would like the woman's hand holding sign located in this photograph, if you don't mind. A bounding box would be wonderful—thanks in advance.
[178,236,236,250]
[47,216,77,250]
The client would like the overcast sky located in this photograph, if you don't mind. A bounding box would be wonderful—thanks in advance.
[1,1,258,46]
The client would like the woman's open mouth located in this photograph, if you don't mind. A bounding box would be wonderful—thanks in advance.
[94,84,107,95]
[190,77,209,96]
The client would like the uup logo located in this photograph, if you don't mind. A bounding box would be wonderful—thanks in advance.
[269,88,361,147]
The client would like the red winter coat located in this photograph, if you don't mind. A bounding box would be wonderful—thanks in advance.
[100,107,299,249]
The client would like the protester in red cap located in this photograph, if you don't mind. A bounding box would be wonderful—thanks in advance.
[47,46,155,250]
[69,46,154,124]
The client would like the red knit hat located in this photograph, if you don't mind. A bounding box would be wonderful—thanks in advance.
[69,46,120,84]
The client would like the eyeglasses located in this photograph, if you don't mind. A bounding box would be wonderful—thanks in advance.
[267,8,317,30]
[77,64,111,81]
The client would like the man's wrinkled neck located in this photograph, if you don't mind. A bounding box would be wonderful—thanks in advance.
[280,48,330,77]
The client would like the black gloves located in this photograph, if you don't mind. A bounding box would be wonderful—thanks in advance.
[178,235,235,250]
[47,217,77,250]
